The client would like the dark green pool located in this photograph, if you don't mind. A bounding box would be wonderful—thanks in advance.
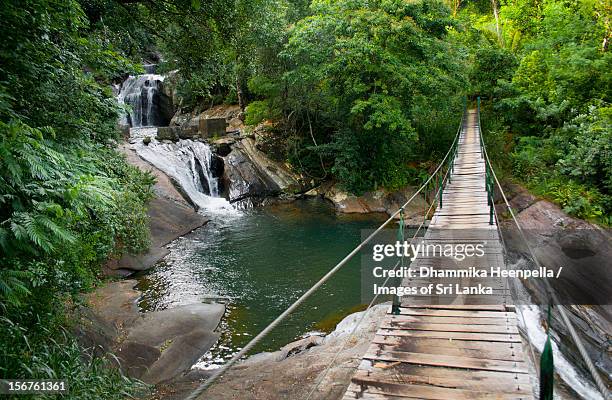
[135,198,386,369]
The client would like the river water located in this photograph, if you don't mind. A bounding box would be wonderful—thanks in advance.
[135,199,387,369]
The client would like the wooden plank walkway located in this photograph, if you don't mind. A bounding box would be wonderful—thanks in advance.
[343,110,534,399]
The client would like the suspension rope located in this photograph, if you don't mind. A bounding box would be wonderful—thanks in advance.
[491,170,539,376]
[304,173,446,400]
[478,108,611,400]
[184,114,465,400]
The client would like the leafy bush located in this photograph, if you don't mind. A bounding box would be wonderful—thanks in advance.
[280,0,466,193]
[0,316,148,399]
[0,0,153,392]
[245,101,274,126]
[544,179,605,221]
[557,106,612,193]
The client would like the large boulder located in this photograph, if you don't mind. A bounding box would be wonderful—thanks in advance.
[222,137,304,205]
[116,303,225,384]
[77,280,225,385]
[317,183,428,220]
[151,83,174,126]
[503,199,612,384]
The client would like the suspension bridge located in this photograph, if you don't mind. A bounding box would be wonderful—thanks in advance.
[343,109,533,399]
[187,105,610,400]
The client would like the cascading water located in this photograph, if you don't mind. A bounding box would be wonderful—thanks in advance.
[509,261,604,400]
[133,137,234,213]
[119,70,236,214]
[118,74,167,127]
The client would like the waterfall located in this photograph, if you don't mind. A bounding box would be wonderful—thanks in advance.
[120,70,235,214]
[130,131,234,213]
[189,143,220,197]
[118,74,166,127]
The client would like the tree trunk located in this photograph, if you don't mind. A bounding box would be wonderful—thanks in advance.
[236,74,245,111]
[491,0,504,47]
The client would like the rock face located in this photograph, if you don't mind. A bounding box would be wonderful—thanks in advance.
[504,198,612,386]
[117,303,225,384]
[105,145,208,275]
[152,304,390,400]
[118,74,175,128]
[76,280,225,385]
[170,104,243,139]
[311,182,428,220]
[222,137,304,205]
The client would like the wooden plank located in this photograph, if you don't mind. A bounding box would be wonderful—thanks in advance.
[401,304,509,311]
[352,372,533,396]
[358,360,531,384]
[377,328,522,342]
[346,380,533,400]
[367,341,523,362]
[371,336,522,353]
[395,307,517,318]
[387,314,517,325]
[379,321,519,334]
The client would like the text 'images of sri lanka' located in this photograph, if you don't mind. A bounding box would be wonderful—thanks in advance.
[1,0,610,399]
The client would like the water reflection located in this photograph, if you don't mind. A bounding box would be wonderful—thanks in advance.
[136,198,386,369]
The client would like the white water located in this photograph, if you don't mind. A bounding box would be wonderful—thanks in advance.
[118,74,165,127]
[119,70,237,215]
[510,274,604,400]
[131,129,236,214]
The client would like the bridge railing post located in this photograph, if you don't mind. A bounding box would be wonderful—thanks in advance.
[438,175,443,209]
[489,195,495,225]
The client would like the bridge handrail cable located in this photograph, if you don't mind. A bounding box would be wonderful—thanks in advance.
[184,111,467,400]
[304,151,455,399]
[478,106,610,400]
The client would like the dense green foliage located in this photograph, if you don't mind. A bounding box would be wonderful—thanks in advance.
[0,0,152,395]
[0,0,610,394]
[462,0,611,223]
[245,0,467,193]
[278,0,466,192]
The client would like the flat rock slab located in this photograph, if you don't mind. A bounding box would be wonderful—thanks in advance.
[80,280,225,385]
[117,303,226,384]
[106,145,208,274]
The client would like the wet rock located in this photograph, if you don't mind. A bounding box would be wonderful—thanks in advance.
[118,303,225,384]
[161,70,180,107]
[304,187,320,197]
[78,280,225,386]
[320,182,428,219]
[156,123,202,142]
[156,126,180,141]
[159,304,390,400]
[153,86,175,126]
[198,117,227,138]
[503,199,612,384]
[222,137,304,205]
[212,137,235,157]
[105,146,208,275]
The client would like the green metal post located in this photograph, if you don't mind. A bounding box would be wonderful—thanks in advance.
[489,193,494,225]
[392,211,405,315]
[438,175,443,209]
